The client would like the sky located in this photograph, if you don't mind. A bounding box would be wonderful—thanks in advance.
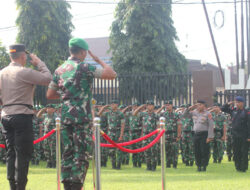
[0,0,249,69]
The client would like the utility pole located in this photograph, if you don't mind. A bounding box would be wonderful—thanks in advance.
[235,0,240,76]
[201,0,225,86]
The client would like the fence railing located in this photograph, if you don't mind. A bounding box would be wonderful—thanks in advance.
[34,73,193,106]
[215,90,250,107]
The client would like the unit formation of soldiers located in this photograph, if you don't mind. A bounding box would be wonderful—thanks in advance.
[0,100,248,171]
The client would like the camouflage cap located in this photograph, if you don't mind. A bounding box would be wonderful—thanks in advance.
[180,104,186,108]
[69,37,89,51]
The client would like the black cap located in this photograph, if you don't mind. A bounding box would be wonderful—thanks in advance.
[197,100,206,104]
[9,44,29,54]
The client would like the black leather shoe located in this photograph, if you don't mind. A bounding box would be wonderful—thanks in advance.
[197,167,201,172]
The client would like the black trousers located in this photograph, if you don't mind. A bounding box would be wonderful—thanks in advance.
[193,131,210,167]
[1,114,34,189]
[233,137,249,171]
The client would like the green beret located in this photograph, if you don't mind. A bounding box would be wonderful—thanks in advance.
[132,102,140,106]
[69,38,89,50]
[213,103,221,107]
[98,102,105,106]
[164,100,173,105]
[46,104,56,108]
[155,105,160,109]
[119,105,126,109]
[146,100,154,105]
[111,100,119,104]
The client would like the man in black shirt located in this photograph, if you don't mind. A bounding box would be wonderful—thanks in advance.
[221,96,250,172]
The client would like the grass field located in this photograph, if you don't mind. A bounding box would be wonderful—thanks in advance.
[0,159,250,190]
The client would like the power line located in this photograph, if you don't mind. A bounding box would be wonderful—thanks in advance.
[40,0,248,5]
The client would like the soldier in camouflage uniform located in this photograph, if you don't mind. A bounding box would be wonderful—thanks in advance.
[154,105,161,166]
[178,105,194,166]
[43,104,57,168]
[157,100,181,168]
[224,112,233,161]
[106,100,125,170]
[31,107,42,165]
[120,105,131,165]
[134,101,159,171]
[0,107,6,164]
[96,103,109,167]
[130,102,143,167]
[210,103,226,163]
[47,37,116,190]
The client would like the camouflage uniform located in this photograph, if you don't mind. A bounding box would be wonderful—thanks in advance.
[43,112,57,168]
[106,110,125,169]
[161,111,181,168]
[100,111,109,167]
[31,116,42,165]
[122,111,131,165]
[225,113,233,161]
[130,112,143,167]
[0,121,6,164]
[211,112,226,163]
[48,58,100,184]
[181,114,194,166]
[141,112,159,171]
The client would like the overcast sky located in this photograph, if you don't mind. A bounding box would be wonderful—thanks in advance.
[0,0,248,69]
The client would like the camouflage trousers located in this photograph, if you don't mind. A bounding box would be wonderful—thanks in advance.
[211,138,224,161]
[226,136,233,160]
[165,138,179,164]
[61,123,93,184]
[100,135,109,166]
[144,137,158,166]
[43,128,56,165]
[0,134,6,163]
[181,133,194,163]
[122,132,130,164]
[131,131,142,166]
[31,144,41,164]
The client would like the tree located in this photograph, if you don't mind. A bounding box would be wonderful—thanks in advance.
[109,0,188,103]
[16,0,74,72]
[110,0,187,74]
[0,41,10,69]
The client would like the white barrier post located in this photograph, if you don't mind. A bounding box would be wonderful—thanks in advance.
[94,117,101,190]
[55,117,61,190]
[160,117,166,190]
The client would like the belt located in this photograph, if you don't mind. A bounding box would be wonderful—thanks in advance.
[2,104,33,110]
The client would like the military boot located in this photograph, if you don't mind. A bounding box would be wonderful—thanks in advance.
[186,161,190,166]
[146,162,152,170]
[138,162,141,168]
[173,161,177,169]
[63,182,71,190]
[190,161,194,166]
[218,158,222,164]
[71,183,83,190]
[151,162,156,171]
[9,180,16,190]
[116,162,121,170]
[166,161,171,168]
[197,166,201,172]
[228,156,231,162]
[112,161,116,169]
[133,162,137,167]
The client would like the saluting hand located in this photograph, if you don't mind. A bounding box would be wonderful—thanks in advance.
[88,50,99,62]
[29,54,42,66]
[206,138,213,143]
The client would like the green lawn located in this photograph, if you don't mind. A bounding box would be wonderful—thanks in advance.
[0,159,249,190]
